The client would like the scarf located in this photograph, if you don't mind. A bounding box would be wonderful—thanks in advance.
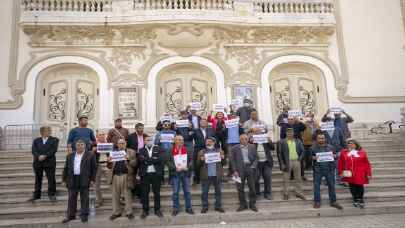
[172,145,187,156]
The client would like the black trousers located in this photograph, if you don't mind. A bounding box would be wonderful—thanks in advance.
[33,162,56,198]
[236,167,256,207]
[193,147,204,183]
[349,183,365,203]
[141,173,162,212]
[255,161,272,196]
[67,175,89,218]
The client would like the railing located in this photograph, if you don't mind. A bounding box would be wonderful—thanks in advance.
[21,0,113,12]
[133,0,234,10]
[253,0,334,14]
[2,124,67,151]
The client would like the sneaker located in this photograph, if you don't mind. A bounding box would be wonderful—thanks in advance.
[215,207,225,213]
[126,213,134,220]
[249,205,258,212]
[236,206,248,212]
[295,193,307,201]
[264,194,273,200]
[61,217,75,223]
[172,210,179,217]
[201,207,208,214]
[109,214,121,221]
[313,202,321,209]
[358,202,365,209]
[185,208,194,215]
[330,202,343,210]
[283,194,289,200]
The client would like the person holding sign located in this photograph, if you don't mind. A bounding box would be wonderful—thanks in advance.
[154,120,177,185]
[192,118,216,184]
[175,111,194,163]
[277,128,306,201]
[321,108,354,140]
[279,116,306,140]
[138,136,165,218]
[188,105,202,129]
[93,130,110,208]
[62,139,97,224]
[107,139,137,221]
[225,112,243,178]
[311,133,343,210]
[208,110,228,164]
[338,139,372,209]
[236,98,254,124]
[166,135,194,216]
[230,134,259,212]
[197,137,226,214]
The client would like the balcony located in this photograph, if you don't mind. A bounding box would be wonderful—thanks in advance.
[20,0,335,25]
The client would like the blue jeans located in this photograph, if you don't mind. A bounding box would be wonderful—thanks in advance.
[201,176,222,209]
[171,172,192,210]
[313,165,337,203]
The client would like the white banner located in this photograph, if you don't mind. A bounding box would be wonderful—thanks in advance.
[174,154,188,169]
[160,133,174,143]
[231,99,243,109]
[110,150,127,162]
[316,151,334,162]
[176,119,190,128]
[288,109,303,118]
[97,143,113,154]
[160,113,173,122]
[190,102,202,111]
[330,107,343,114]
[252,134,269,144]
[225,118,240,128]
[213,104,225,113]
[320,121,335,131]
[204,152,221,164]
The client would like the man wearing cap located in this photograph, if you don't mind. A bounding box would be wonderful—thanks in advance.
[67,115,96,154]
[236,98,253,124]
[197,137,225,213]
[155,120,177,185]
[107,118,129,149]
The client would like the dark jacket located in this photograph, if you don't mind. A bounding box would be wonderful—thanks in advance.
[127,132,148,151]
[193,127,216,150]
[32,136,59,167]
[138,145,165,177]
[197,148,224,181]
[310,143,336,169]
[277,138,305,171]
[106,148,137,188]
[230,144,258,175]
[62,151,97,189]
[280,122,306,140]
[188,114,202,129]
[236,106,252,124]
[166,145,193,176]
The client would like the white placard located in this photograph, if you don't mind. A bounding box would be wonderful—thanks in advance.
[190,102,202,111]
[110,150,127,162]
[316,151,334,162]
[283,118,288,124]
[288,109,303,118]
[174,154,188,169]
[225,118,240,128]
[176,119,190,128]
[160,113,173,122]
[232,175,242,183]
[97,143,113,154]
[330,107,343,114]
[231,99,243,109]
[252,123,266,132]
[204,152,221,164]
[320,122,335,131]
[213,104,225,113]
[160,133,175,143]
[252,134,269,144]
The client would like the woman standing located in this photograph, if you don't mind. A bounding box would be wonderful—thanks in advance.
[338,139,372,208]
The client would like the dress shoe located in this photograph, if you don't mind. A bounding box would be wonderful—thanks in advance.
[109,214,121,221]
[140,211,149,219]
[201,207,208,214]
[283,194,289,200]
[236,206,248,212]
[80,216,88,223]
[264,194,273,200]
[61,217,75,223]
[295,193,307,201]
[155,210,164,218]
[185,208,194,215]
[127,213,134,220]
[172,210,179,216]
[250,205,258,212]
[330,202,343,210]
[215,207,225,213]
[302,176,308,181]
[95,200,103,208]
[49,195,57,202]
[313,202,321,209]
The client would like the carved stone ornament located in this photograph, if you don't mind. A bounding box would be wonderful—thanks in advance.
[108,47,147,72]
[225,46,261,72]
[111,74,144,87]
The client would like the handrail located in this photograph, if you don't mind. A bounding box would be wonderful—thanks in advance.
[253,0,334,14]
[21,0,113,12]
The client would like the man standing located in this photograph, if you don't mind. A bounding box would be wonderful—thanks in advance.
[188,108,202,130]
[28,126,59,202]
[167,135,194,216]
[277,128,306,201]
[127,123,148,152]
[193,118,216,184]
[276,106,290,128]
[236,98,253,124]
[311,133,343,210]
[154,120,176,184]
[107,139,137,221]
[175,110,194,159]
[197,137,225,213]
[138,136,165,219]
[67,116,96,154]
[321,108,354,140]
[62,139,97,223]
[230,134,259,212]
[107,118,129,148]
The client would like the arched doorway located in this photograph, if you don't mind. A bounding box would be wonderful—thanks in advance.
[269,62,328,121]
[37,64,100,129]
[157,63,216,118]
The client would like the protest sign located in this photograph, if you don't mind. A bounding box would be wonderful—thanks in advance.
[316,152,334,162]
[204,152,221,164]
[330,107,343,114]
[225,118,240,128]
[176,119,190,128]
[320,121,335,131]
[288,109,303,118]
[160,133,174,143]
[174,154,188,169]
[110,150,127,162]
[97,143,113,154]
[190,102,201,111]
[252,134,269,144]
[213,104,225,113]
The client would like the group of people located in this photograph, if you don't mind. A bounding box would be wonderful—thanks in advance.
[28,99,372,224]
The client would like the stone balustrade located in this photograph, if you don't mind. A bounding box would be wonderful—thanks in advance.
[133,0,234,10]
[253,0,334,14]
[21,0,113,12]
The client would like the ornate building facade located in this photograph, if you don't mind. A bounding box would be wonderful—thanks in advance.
[0,0,404,131]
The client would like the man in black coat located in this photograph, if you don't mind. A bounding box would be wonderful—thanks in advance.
[28,126,59,202]
[138,136,165,219]
[62,139,97,224]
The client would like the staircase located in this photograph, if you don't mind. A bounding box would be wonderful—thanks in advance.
[0,135,404,227]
